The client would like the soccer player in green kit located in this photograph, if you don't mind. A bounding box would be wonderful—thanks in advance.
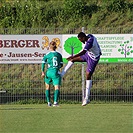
[41,41,63,107]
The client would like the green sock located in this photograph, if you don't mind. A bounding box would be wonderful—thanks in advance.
[45,90,50,103]
[54,90,60,103]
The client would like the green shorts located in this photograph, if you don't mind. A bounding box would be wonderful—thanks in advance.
[44,70,61,85]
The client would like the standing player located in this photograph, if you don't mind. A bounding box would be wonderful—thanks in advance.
[61,32,102,106]
[41,41,63,107]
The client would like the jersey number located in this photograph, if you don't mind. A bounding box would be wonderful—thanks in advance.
[53,57,58,66]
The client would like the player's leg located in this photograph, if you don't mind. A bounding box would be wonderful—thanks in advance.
[82,57,99,106]
[61,56,83,77]
[82,72,92,106]
[52,75,61,106]
[45,73,52,106]
[53,85,60,106]
[45,83,52,106]
[67,54,92,106]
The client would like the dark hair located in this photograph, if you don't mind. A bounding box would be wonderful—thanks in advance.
[77,32,86,38]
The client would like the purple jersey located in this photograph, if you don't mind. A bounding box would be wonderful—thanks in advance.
[80,34,101,74]
[83,34,101,61]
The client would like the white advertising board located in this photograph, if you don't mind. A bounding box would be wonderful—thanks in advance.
[0,35,62,64]
[0,34,133,64]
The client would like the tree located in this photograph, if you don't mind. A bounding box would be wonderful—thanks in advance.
[64,37,82,56]
[118,40,133,58]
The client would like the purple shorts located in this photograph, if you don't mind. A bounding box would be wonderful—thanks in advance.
[80,53,100,74]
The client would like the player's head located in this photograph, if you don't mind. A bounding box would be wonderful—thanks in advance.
[78,32,87,44]
[49,41,57,51]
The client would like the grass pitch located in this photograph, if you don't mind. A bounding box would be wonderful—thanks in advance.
[0,104,133,133]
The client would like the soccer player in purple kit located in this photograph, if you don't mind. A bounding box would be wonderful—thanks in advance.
[61,32,102,106]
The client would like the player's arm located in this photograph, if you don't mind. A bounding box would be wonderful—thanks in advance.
[67,38,93,60]
[59,55,63,68]
[41,56,47,78]
[67,50,87,60]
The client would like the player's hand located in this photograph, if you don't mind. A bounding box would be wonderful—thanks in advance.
[41,72,45,78]
[62,77,65,81]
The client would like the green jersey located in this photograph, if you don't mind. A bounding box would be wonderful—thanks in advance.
[42,51,63,85]
[42,51,63,73]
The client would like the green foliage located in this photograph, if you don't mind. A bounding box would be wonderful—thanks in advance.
[106,0,128,13]
[126,8,133,21]
[0,0,132,32]
[63,0,87,20]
